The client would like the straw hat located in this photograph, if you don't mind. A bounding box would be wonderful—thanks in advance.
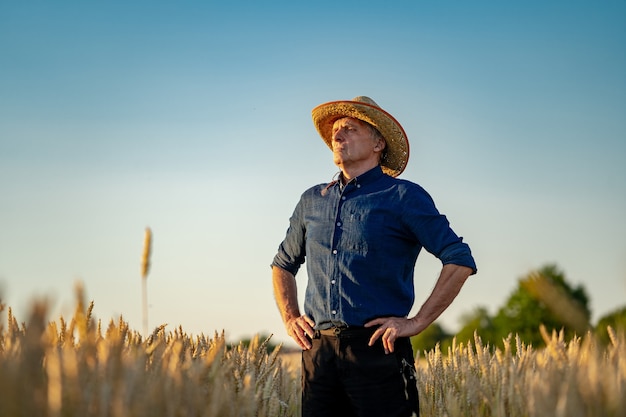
[311,96,409,177]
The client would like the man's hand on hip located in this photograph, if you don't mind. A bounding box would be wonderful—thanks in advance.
[364,317,420,354]
[286,315,316,350]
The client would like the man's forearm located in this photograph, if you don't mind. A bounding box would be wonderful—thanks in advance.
[272,266,301,325]
[409,264,473,335]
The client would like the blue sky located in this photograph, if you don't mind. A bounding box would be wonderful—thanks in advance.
[1,1,625,346]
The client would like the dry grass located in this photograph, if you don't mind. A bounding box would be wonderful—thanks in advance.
[1,288,624,416]
[417,326,626,416]
[0,288,299,417]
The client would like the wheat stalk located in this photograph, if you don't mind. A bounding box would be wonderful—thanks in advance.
[141,227,152,336]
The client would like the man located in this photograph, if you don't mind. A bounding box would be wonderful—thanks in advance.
[271,96,477,417]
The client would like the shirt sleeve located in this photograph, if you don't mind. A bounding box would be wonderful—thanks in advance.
[403,184,477,274]
[271,195,307,276]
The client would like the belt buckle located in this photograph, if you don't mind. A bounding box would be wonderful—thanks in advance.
[316,325,350,338]
[333,325,349,336]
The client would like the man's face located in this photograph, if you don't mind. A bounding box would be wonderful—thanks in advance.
[331,117,383,171]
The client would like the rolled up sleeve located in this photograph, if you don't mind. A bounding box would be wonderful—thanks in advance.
[438,240,477,274]
[271,197,307,276]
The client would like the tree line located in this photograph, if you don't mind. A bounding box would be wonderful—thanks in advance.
[412,264,626,353]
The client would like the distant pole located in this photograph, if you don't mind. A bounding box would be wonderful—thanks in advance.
[141,227,152,337]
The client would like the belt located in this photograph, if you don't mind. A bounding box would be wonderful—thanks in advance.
[314,326,376,339]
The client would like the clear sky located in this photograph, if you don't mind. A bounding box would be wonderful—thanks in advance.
[1,1,625,347]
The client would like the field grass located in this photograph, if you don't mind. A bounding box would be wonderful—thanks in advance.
[1,290,624,416]
[417,326,625,416]
[0,291,299,417]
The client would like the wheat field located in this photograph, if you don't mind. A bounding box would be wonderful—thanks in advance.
[1,291,624,416]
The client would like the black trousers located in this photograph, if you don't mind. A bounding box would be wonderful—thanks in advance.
[302,327,419,417]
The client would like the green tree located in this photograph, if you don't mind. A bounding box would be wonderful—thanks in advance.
[232,334,279,353]
[595,306,626,345]
[453,306,497,348]
[491,264,591,348]
[410,322,451,355]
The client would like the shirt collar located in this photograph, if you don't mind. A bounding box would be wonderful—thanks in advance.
[322,165,385,195]
[340,165,385,189]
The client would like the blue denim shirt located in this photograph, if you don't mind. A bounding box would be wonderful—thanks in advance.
[272,166,476,330]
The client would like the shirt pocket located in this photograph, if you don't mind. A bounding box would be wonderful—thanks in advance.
[342,208,389,255]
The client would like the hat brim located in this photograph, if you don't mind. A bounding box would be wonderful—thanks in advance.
[312,100,409,177]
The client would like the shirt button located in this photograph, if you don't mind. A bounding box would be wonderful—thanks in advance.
[342,196,346,200]
[331,280,336,284]
[332,249,337,254]
[331,310,337,315]
[336,222,342,227]
[356,184,361,188]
